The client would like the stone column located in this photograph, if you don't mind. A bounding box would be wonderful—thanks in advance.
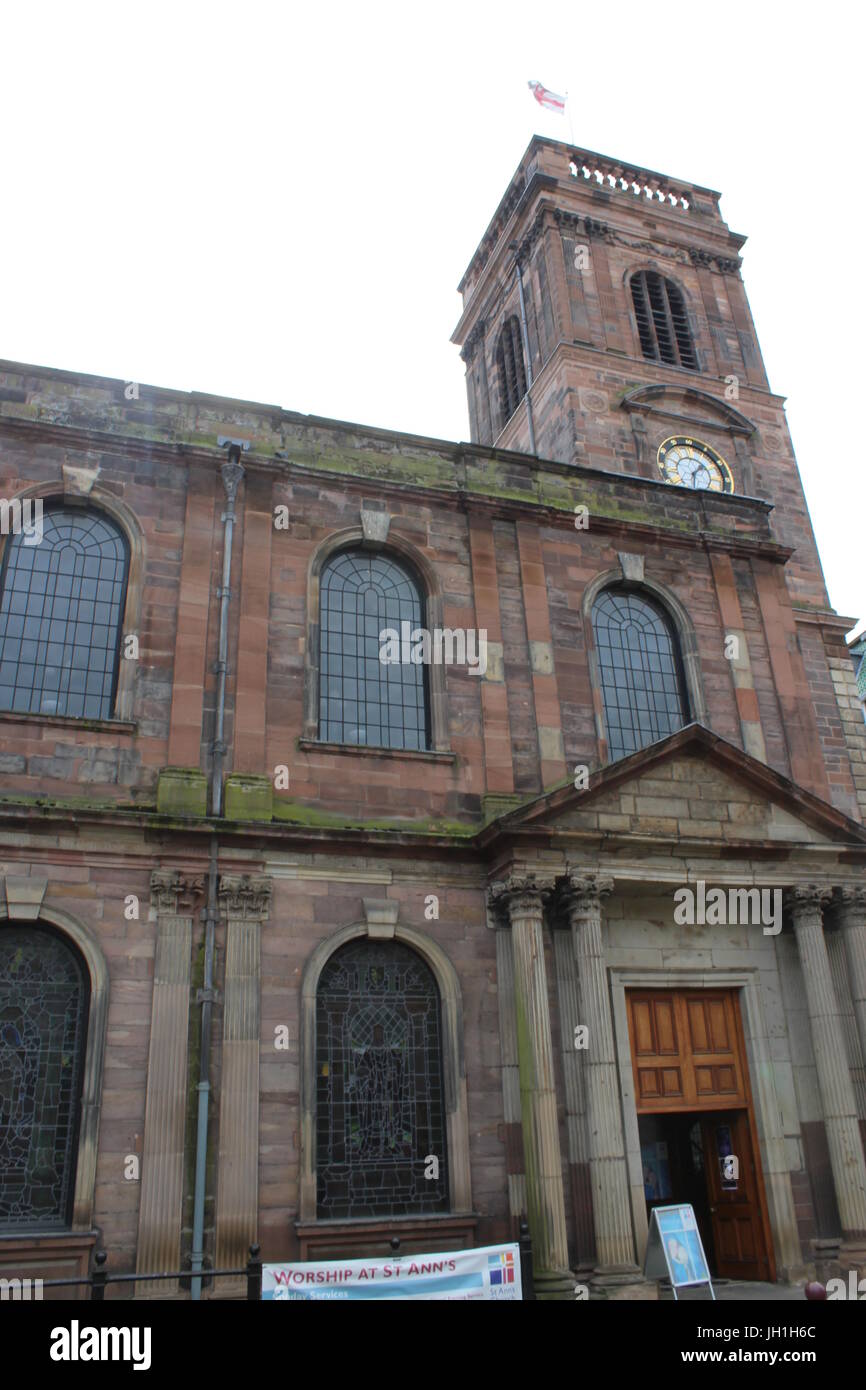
[786,885,866,1260]
[558,871,643,1292]
[214,874,271,1291]
[488,873,573,1298]
[835,887,866,1092]
[551,924,595,1270]
[137,870,203,1295]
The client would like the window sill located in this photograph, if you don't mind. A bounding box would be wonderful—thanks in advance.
[295,1213,478,1262]
[299,738,454,764]
[0,711,136,734]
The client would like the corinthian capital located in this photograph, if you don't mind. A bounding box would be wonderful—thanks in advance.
[218,874,272,921]
[487,872,556,925]
[559,868,614,918]
[832,885,866,920]
[150,869,205,914]
[783,884,832,920]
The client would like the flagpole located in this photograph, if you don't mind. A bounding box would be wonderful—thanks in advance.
[565,90,575,147]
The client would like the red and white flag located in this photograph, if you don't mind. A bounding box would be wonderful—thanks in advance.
[528,81,566,114]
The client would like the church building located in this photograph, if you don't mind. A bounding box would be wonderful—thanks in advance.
[1,136,865,1299]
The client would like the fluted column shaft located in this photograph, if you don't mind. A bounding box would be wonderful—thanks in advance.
[489,875,572,1297]
[561,873,638,1276]
[836,887,866,1092]
[214,874,271,1290]
[787,886,866,1241]
[136,871,203,1294]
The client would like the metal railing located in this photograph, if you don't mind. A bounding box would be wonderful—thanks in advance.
[33,1222,536,1301]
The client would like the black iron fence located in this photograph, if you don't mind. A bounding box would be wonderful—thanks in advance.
[33,1221,535,1301]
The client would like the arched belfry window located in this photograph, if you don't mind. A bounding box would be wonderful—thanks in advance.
[316,939,449,1219]
[592,586,689,761]
[630,270,697,370]
[0,506,129,719]
[319,549,430,750]
[0,925,89,1229]
[495,315,527,426]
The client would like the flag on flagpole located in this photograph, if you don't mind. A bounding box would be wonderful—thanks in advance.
[528,81,566,114]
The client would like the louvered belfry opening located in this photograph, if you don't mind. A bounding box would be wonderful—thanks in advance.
[495,315,527,427]
[630,270,697,370]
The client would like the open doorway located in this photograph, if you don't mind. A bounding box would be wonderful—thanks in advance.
[627,988,776,1282]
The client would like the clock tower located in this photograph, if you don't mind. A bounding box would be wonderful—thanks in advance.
[452,137,825,606]
[452,136,866,824]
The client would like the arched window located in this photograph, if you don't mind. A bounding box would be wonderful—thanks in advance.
[316,939,449,1219]
[0,506,129,719]
[592,587,689,761]
[495,315,527,426]
[319,549,430,750]
[630,270,697,370]
[0,925,89,1229]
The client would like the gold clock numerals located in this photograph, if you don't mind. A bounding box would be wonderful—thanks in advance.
[656,436,734,494]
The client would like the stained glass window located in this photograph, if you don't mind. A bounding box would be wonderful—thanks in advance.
[0,926,89,1229]
[0,506,129,719]
[319,550,430,750]
[316,940,449,1219]
[592,587,689,761]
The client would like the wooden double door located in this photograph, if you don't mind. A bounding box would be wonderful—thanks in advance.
[627,988,775,1282]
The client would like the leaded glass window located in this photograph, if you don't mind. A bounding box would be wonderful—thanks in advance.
[0,506,129,719]
[0,926,89,1229]
[319,550,430,750]
[316,940,449,1219]
[592,587,689,761]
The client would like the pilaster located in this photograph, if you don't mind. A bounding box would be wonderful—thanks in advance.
[488,872,572,1298]
[214,873,271,1290]
[136,870,204,1295]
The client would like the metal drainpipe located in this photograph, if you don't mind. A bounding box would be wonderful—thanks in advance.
[512,250,537,456]
[190,440,246,1300]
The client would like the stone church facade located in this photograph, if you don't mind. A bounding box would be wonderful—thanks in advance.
[1,136,865,1299]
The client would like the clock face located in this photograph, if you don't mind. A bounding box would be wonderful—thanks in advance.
[657,436,734,494]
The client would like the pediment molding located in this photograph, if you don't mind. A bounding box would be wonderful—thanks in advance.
[621,384,756,437]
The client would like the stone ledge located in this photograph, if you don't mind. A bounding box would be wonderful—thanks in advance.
[298,739,455,764]
[295,1213,478,1263]
[0,711,136,735]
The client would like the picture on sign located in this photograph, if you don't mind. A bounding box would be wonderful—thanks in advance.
[644,1204,713,1297]
[657,1206,711,1287]
[262,1242,522,1301]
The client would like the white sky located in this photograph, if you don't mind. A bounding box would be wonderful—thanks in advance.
[3,2,863,637]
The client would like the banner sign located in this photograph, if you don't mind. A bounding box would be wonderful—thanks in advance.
[644,1204,715,1300]
[263,1242,522,1301]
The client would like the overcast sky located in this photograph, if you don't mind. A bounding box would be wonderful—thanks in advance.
[3,2,862,636]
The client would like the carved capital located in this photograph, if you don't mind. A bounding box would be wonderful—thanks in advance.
[832,885,866,921]
[584,217,613,242]
[783,883,832,922]
[150,869,206,915]
[559,869,614,919]
[487,872,556,925]
[218,874,272,921]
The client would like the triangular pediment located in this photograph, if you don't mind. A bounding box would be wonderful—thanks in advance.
[484,725,866,849]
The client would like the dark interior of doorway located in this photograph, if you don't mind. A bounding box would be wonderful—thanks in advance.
[638,1111,718,1276]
